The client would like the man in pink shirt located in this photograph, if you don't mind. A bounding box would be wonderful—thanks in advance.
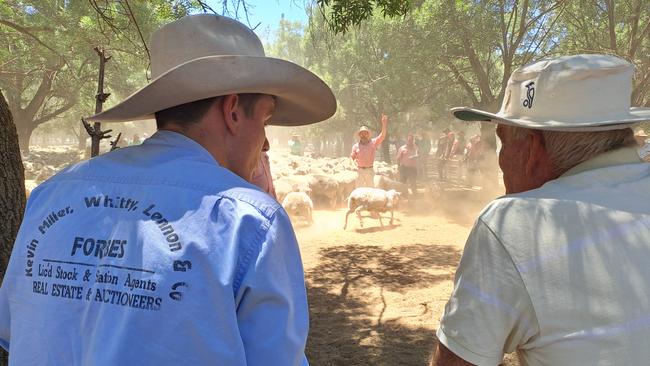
[396,134,419,195]
[350,114,388,187]
[251,138,277,199]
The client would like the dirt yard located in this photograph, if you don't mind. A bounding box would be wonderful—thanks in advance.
[297,189,520,366]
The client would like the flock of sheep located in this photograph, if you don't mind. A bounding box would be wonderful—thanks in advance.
[22,146,411,230]
[270,151,408,229]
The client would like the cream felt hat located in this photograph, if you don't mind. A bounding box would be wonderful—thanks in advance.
[358,126,371,136]
[451,54,650,131]
[87,14,336,126]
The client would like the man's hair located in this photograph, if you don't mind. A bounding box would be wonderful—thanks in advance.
[155,93,264,129]
[511,126,636,174]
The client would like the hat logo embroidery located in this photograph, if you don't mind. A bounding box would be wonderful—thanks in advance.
[523,81,535,109]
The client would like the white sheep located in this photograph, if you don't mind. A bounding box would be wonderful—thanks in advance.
[343,188,400,230]
[275,176,312,203]
[309,174,339,209]
[282,191,314,225]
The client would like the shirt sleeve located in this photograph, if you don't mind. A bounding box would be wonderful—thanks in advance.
[437,218,539,365]
[235,208,309,366]
[350,144,358,160]
[373,134,385,147]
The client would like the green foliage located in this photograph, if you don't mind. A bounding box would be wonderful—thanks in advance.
[3,0,648,155]
[0,0,199,149]
[556,0,650,106]
[316,0,412,34]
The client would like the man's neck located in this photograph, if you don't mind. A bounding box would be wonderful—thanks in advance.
[158,126,228,169]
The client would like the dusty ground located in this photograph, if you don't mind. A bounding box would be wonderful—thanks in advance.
[297,189,520,366]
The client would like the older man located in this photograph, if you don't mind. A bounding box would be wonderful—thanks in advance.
[431,54,650,365]
[350,114,388,187]
[0,15,335,365]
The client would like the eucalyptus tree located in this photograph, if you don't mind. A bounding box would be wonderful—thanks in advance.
[557,0,650,106]
[0,0,195,151]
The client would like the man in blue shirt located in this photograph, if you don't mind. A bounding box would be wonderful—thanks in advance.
[0,14,336,365]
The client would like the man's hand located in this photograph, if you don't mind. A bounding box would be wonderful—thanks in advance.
[381,114,388,126]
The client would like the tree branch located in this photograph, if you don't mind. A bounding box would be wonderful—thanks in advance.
[604,0,617,52]
[444,61,480,107]
[23,65,62,122]
[0,18,66,65]
[629,16,650,59]
[32,100,76,126]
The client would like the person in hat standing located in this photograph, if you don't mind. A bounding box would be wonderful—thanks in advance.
[396,133,419,195]
[0,14,335,366]
[431,54,650,365]
[350,114,388,187]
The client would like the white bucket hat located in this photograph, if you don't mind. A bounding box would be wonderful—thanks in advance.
[451,54,650,131]
[87,14,336,126]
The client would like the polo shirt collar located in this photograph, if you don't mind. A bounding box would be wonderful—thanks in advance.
[143,130,219,165]
[562,146,645,177]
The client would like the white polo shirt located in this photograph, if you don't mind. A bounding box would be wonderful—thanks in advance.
[438,147,650,365]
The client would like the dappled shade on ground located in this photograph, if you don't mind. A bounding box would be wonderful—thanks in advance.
[305,242,460,365]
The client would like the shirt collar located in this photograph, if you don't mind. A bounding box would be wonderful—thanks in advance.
[562,146,644,177]
[143,130,219,165]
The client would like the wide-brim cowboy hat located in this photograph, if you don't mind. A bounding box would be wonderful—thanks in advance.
[86,14,336,126]
[451,54,650,131]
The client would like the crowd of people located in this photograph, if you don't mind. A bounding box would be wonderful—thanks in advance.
[2,13,650,366]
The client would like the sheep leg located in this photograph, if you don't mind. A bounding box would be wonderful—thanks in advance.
[378,213,384,227]
[344,209,353,229]
[355,206,365,228]
[390,209,394,225]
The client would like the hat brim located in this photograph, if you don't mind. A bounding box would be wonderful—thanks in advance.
[87,55,336,126]
[451,106,650,132]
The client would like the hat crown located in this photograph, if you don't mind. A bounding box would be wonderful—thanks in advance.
[499,54,634,125]
[150,14,264,79]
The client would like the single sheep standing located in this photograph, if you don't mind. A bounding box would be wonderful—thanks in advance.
[282,191,314,225]
[343,188,400,230]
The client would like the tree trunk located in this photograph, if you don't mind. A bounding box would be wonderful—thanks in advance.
[13,115,35,153]
[78,122,88,151]
[0,90,25,364]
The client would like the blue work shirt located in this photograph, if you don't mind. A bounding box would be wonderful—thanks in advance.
[0,130,309,366]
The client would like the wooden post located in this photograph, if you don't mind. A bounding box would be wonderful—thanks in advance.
[91,47,111,157]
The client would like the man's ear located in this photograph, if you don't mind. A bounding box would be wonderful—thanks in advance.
[221,94,242,135]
